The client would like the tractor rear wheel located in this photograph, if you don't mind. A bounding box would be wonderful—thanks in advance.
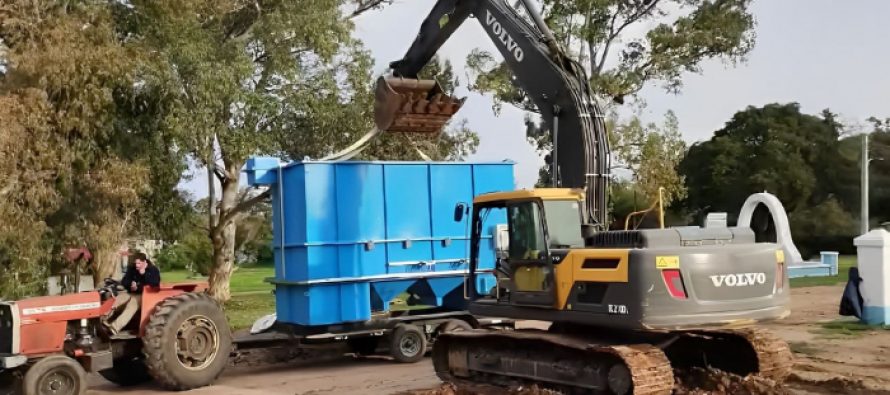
[98,356,151,386]
[22,355,87,395]
[143,292,232,391]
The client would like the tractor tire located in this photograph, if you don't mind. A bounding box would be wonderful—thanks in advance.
[389,324,427,363]
[142,292,232,391]
[98,356,151,387]
[22,355,87,395]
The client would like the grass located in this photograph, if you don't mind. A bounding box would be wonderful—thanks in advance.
[224,292,276,330]
[789,255,856,288]
[811,319,882,339]
[163,265,275,330]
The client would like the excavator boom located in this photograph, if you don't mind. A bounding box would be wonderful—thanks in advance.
[375,0,611,229]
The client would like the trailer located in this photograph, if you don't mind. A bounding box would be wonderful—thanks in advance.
[237,158,517,363]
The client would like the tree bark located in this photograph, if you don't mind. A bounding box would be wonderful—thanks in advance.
[207,160,243,303]
[91,246,118,287]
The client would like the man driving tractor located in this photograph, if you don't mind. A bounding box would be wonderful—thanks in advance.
[105,252,161,334]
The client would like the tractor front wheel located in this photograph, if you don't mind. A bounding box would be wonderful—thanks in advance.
[143,292,232,391]
[22,355,87,395]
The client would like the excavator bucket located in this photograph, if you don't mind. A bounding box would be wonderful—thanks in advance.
[373,76,466,134]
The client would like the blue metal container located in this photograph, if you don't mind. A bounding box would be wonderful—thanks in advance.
[244,157,514,326]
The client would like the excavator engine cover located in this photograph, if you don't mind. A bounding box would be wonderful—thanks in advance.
[373,76,466,134]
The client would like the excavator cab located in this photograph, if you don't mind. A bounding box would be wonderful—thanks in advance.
[467,189,587,309]
[373,76,465,133]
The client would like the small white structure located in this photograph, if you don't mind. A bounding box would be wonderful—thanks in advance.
[737,192,803,266]
[854,229,890,325]
[736,192,837,278]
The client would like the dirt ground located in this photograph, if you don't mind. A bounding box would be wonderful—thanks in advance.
[85,285,890,395]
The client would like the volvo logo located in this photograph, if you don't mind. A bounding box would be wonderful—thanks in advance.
[709,273,767,287]
[484,10,525,62]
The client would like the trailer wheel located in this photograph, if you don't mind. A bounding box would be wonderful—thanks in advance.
[389,324,427,363]
[439,319,472,333]
[22,355,87,395]
[143,292,232,391]
[98,356,151,386]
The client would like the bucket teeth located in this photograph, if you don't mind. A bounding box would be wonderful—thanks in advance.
[374,76,465,134]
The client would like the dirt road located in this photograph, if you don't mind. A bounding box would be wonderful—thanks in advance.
[88,355,440,395]
[87,285,890,395]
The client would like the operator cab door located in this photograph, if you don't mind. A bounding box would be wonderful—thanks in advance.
[504,201,556,307]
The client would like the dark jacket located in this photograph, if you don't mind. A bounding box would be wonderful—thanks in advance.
[121,265,161,294]
[839,266,864,319]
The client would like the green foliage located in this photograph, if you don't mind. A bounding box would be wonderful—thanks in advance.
[680,103,859,257]
[157,227,214,276]
[681,103,849,215]
[156,194,273,275]
[0,1,188,292]
[836,119,890,230]
[466,0,755,192]
[113,1,479,301]
[469,0,756,108]
[610,110,687,206]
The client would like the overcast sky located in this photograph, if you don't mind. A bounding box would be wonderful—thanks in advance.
[180,0,890,197]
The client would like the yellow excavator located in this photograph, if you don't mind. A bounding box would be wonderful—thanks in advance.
[373,1,793,393]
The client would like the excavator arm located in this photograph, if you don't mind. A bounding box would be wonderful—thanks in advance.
[376,0,611,229]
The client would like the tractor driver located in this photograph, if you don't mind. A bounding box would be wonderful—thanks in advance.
[105,252,161,334]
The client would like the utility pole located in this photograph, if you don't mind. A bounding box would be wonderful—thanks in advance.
[861,133,869,235]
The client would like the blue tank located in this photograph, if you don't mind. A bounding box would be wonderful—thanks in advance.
[244,157,514,326]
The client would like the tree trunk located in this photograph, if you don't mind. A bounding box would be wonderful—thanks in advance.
[88,215,130,287]
[208,221,236,302]
[91,246,119,287]
[207,160,242,303]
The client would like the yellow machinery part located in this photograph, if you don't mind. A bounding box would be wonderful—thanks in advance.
[554,249,630,310]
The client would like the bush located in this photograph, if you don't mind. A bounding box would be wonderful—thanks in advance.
[155,244,189,271]
[154,229,213,276]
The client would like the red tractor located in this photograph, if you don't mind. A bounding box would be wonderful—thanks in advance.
[0,278,232,395]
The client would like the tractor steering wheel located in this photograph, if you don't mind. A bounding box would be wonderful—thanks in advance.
[99,278,124,299]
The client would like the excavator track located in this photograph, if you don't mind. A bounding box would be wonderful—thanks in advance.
[432,327,793,394]
[701,328,794,382]
[432,329,675,395]
[663,327,794,385]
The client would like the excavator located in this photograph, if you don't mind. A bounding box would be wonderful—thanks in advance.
[373,0,793,394]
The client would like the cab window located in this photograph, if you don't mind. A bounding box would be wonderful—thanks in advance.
[507,202,546,260]
[542,200,584,248]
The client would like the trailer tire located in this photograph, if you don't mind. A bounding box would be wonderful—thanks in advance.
[22,355,87,395]
[98,357,151,387]
[439,319,473,333]
[143,292,232,391]
[389,324,427,363]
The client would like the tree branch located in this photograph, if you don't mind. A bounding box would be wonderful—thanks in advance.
[219,189,271,227]
[596,0,662,73]
[348,0,391,20]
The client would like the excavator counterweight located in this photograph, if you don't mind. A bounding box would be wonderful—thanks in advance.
[373,77,465,133]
